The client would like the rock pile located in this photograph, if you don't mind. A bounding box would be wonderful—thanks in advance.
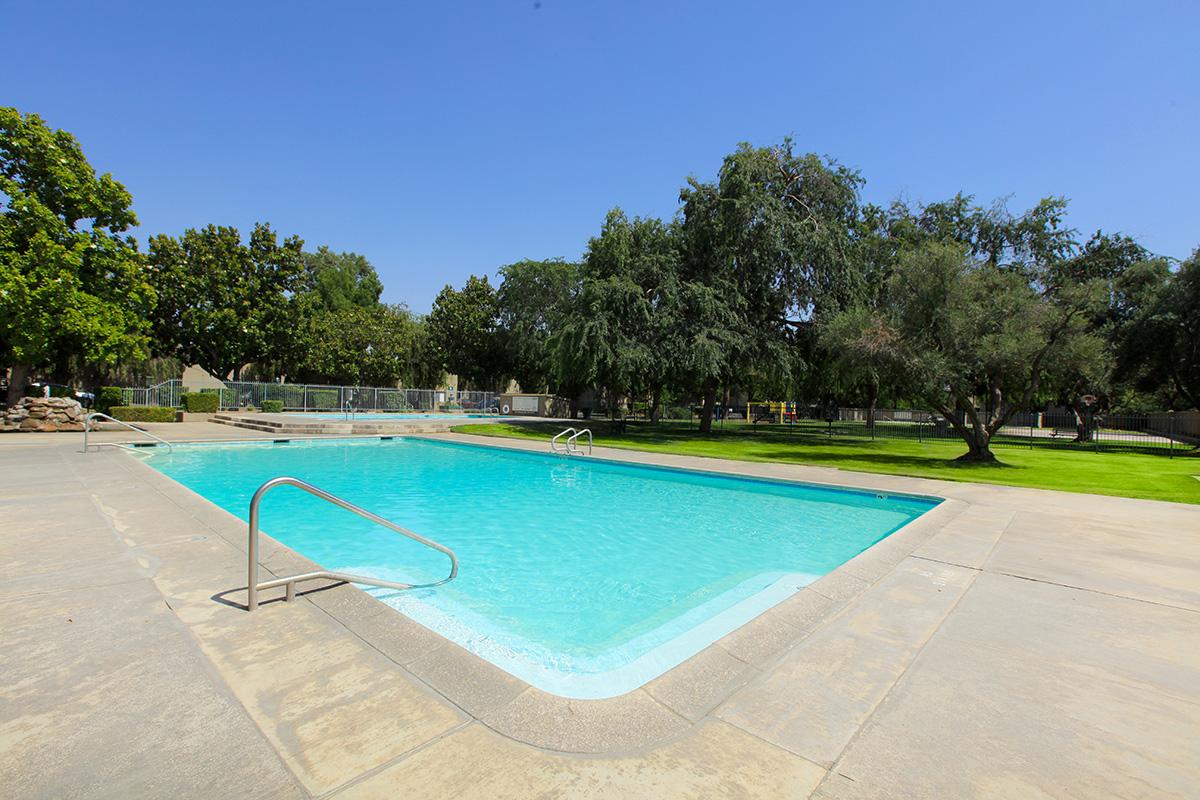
[2,396,86,432]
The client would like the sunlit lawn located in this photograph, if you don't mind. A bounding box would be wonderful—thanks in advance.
[455,420,1200,505]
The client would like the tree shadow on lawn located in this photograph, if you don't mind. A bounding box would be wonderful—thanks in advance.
[738,445,1021,473]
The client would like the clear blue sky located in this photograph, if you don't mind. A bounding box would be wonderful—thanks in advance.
[7,1,1197,311]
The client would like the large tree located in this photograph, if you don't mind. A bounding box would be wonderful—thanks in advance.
[146,222,305,379]
[0,108,155,404]
[550,209,679,419]
[426,275,504,390]
[296,304,427,386]
[301,246,384,311]
[677,142,863,430]
[497,258,579,393]
[1118,248,1200,409]
[825,241,1106,462]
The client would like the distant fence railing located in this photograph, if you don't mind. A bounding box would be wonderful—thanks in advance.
[690,404,1197,456]
[120,379,497,413]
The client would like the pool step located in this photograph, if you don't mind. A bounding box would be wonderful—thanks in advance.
[209,413,480,436]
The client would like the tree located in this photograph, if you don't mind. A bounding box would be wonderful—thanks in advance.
[296,304,427,386]
[550,209,678,419]
[826,241,1106,462]
[0,108,155,403]
[497,258,579,392]
[426,275,503,389]
[676,142,863,431]
[1119,249,1200,409]
[146,222,305,379]
[301,246,383,311]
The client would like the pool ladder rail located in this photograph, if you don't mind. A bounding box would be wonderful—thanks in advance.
[81,412,174,454]
[551,427,592,456]
[246,476,459,611]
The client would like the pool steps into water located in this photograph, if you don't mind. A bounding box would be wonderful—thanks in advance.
[210,413,494,435]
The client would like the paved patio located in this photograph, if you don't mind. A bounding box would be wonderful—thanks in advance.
[1,424,1197,799]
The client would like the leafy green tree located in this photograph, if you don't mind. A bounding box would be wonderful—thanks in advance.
[825,241,1106,462]
[550,209,679,419]
[296,304,426,386]
[1119,249,1200,409]
[426,275,504,389]
[301,246,384,311]
[0,108,154,403]
[676,142,863,430]
[497,258,579,392]
[146,222,305,379]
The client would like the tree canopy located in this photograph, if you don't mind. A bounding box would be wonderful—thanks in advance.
[426,275,503,390]
[0,107,154,403]
[146,222,305,379]
[301,247,384,312]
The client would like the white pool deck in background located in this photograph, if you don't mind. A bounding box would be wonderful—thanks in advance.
[1,422,1198,799]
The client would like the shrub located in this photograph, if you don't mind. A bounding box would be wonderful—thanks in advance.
[109,406,178,423]
[182,392,220,413]
[307,389,339,409]
[96,386,124,415]
[261,399,284,413]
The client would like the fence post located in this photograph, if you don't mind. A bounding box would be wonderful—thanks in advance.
[1168,411,1175,459]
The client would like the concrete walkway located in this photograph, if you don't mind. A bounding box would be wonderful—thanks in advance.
[1,425,1197,799]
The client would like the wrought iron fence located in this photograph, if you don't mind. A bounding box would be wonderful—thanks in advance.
[120,379,496,414]
[706,404,1196,456]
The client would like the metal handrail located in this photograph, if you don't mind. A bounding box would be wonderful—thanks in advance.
[551,427,577,454]
[343,399,355,421]
[567,428,593,455]
[82,412,174,453]
[246,476,458,611]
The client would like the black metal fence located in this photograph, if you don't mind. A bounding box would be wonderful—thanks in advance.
[659,404,1196,457]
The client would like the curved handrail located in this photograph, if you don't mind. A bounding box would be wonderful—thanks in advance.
[343,399,355,421]
[246,476,458,611]
[566,428,593,455]
[551,427,577,454]
[82,412,174,453]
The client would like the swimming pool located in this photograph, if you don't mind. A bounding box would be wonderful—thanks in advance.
[149,438,937,697]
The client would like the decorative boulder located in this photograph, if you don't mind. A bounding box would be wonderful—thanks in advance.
[2,396,87,432]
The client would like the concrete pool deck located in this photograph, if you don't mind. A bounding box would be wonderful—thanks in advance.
[1,424,1198,798]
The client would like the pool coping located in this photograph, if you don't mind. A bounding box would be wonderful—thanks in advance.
[114,431,968,754]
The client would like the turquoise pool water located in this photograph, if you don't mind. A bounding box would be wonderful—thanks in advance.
[149,438,937,697]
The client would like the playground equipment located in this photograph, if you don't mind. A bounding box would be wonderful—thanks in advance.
[748,401,799,424]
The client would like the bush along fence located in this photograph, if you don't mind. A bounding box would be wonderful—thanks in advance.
[119,379,497,414]
[660,404,1197,457]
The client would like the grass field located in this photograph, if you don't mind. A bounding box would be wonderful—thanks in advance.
[455,420,1200,505]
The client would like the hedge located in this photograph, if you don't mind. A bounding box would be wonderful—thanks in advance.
[261,400,284,413]
[307,389,339,409]
[109,406,178,423]
[182,392,220,413]
[96,386,124,415]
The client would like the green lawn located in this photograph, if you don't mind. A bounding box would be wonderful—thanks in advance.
[454,421,1200,505]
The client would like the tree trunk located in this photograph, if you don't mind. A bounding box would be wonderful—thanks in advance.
[866,380,878,432]
[699,382,717,434]
[649,387,662,423]
[955,423,998,463]
[6,364,31,407]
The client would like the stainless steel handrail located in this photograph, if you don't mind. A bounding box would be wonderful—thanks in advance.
[82,412,174,453]
[567,428,593,455]
[246,476,458,611]
[343,399,355,421]
[551,427,577,454]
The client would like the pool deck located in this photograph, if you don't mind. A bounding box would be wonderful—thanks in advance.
[2,423,1198,798]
